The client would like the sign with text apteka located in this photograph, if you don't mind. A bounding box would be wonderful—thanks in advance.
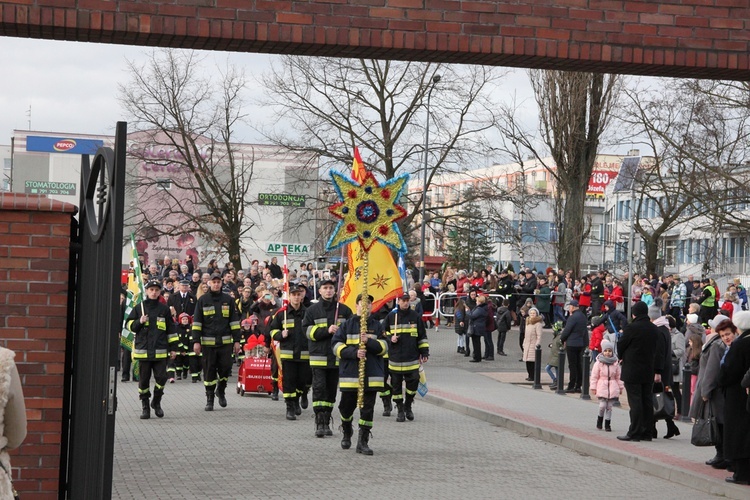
[258,193,306,207]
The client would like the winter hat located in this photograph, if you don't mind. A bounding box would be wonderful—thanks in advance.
[631,301,648,318]
[568,299,579,307]
[686,313,699,325]
[647,305,662,320]
[600,340,614,352]
[708,314,730,330]
[732,310,750,332]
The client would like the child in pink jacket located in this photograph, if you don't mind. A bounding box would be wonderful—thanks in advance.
[589,340,623,432]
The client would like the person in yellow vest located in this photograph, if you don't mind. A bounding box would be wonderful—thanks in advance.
[699,277,718,325]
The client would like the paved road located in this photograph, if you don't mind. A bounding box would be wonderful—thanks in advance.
[113,370,710,499]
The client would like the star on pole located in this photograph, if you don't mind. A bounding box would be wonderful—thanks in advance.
[325,170,409,254]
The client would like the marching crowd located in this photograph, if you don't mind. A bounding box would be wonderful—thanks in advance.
[121,255,750,475]
[122,255,429,456]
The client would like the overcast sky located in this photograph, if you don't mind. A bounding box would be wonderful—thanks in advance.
[1,36,642,157]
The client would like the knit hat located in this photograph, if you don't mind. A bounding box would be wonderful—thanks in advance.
[708,314,730,330]
[686,313,699,325]
[648,305,662,320]
[600,340,614,352]
[732,310,750,332]
[631,301,648,318]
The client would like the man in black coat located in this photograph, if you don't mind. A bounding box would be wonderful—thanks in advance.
[617,301,659,442]
[560,299,587,393]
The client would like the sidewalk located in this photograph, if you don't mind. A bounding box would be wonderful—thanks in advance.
[423,366,749,500]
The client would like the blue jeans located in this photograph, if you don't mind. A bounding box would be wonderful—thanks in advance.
[553,305,565,324]
[483,330,494,358]
[545,365,558,383]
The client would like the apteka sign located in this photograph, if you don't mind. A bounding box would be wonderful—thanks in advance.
[265,243,311,255]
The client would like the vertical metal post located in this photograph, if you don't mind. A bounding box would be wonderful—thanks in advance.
[533,344,542,389]
[419,74,440,284]
[581,349,591,400]
[556,348,567,395]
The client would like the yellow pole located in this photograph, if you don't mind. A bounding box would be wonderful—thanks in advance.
[357,252,369,408]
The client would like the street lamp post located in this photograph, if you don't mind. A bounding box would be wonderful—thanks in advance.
[419,74,441,284]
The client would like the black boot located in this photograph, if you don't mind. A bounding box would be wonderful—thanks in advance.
[382,396,392,417]
[294,397,302,416]
[271,381,279,401]
[664,419,680,439]
[340,421,353,449]
[286,401,297,420]
[596,416,603,430]
[395,401,405,422]
[217,380,228,408]
[192,374,198,384]
[315,412,325,437]
[356,427,374,455]
[140,398,150,419]
[323,411,333,436]
[605,420,611,432]
[301,390,309,409]
[151,390,164,418]
[405,397,415,421]
[204,391,215,412]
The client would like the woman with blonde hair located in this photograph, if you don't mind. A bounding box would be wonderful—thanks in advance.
[522,308,544,381]
[0,346,27,499]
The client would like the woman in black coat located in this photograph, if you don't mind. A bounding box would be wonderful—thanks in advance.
[468,295,488,363]
[719,311,750,485]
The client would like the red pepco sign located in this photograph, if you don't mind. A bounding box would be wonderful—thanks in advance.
[587,170,614,197]
[53,139,77,152]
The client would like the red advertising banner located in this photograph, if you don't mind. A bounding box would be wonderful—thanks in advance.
[587,170,615,197]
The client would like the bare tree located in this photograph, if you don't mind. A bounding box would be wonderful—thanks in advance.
[496,71,622,275]
[119,49,255,270]
[259,57,503,242]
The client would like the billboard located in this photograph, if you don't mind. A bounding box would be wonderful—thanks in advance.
[587,170,616,197]
[26,136,104,155]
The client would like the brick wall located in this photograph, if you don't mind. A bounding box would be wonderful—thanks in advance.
[0,193,77,499]
[0,1,749,79]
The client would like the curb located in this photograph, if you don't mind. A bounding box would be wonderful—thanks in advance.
[423,392,748,500]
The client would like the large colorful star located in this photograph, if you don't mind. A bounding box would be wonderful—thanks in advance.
[326,170,409,253]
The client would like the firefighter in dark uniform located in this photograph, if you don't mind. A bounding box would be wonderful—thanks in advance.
[235,286,255,365]
[270,283,310,420]
[332,293,388,455]
[191,272,242,411]
[302,278,353,437]
[384,293,429,422]
[126,279,179,419]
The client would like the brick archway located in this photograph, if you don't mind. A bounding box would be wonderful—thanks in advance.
[0,1,748,80]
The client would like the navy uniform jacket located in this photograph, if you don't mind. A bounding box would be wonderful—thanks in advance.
[333,315,387,392]
[382,307,429,373]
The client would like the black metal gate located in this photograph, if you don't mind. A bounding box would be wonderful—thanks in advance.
[60,122,127,499]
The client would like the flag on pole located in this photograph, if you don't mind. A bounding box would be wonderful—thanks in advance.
[397,252,409,293]
[340,147,404,313]
[121,234,145,352]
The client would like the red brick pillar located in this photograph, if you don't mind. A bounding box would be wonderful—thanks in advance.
[0,193,77,499]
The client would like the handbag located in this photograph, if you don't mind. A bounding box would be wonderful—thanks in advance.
[652,388,675,421]
[671,355,680,377]
[691,401,718,447]
[0,461,19,500]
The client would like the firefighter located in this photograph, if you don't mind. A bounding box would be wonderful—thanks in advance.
[175,313,202,383]
[333,294,388,455]
[191,273,242,411]
[383,293,430,422]
[126,279,179,419]
[302,278,352,437]
[270,283,310,420]
[251,287,281,399]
